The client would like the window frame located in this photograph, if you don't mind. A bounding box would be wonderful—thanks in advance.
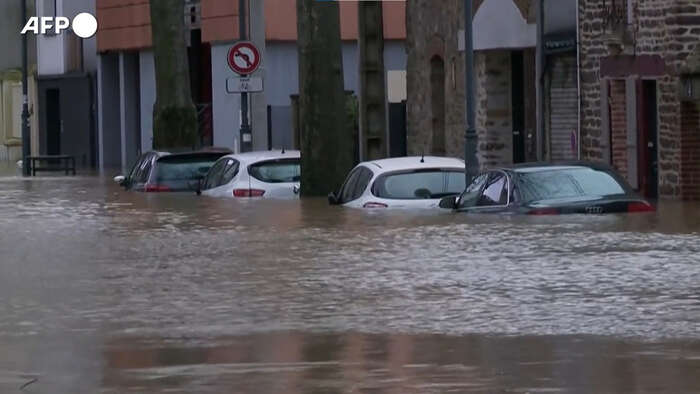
[338,166,373,204]
[459,170,511,210]
[202,158,229,190]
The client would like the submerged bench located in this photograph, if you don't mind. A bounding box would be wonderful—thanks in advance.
[27,155,76,176]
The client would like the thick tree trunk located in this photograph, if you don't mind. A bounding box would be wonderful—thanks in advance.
[296,0,354,196]
[149,0,197,150]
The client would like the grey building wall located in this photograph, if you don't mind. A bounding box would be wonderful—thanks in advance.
[119,52,140,172]
[0,0,37,71]
[139,50,155,153]
[98,54,121,170]
[62,0,97,72]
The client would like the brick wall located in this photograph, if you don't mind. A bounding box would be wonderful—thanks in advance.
[609,79,628,180]
[579,0,700,199]
[681,101,700,200]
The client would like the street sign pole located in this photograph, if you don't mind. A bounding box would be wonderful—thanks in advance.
[239,0,252,152]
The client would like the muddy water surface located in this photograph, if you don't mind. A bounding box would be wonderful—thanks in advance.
[0,172,699,393]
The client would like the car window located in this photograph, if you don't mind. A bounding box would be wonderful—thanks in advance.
[339,167,363,203]
[518,168,626,202]
[220,159,240,185]
[155,158,216,182]
[248,159,300,183]
[477,173,508,206]
[371,169,465,199]
[137,159,152,183]
[353,167,374,199]
[457,173,489,209]
[127,155,144,181]
[203,159,228,190]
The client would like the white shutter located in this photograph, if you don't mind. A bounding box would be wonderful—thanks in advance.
[548,54,578,161]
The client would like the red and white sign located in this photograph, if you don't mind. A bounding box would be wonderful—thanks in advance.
[227,42,261,75]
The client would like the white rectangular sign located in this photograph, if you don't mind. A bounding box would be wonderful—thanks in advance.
[226,77,263,93]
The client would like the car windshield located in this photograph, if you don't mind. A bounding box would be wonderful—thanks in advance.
[155,157,218,182]
[372,169,465,199]
[249,160,300,183]
[517,167,626,201]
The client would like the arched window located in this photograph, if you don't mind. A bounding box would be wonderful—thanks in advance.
[430,55,446,155]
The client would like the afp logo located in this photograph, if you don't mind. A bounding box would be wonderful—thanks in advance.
[21,12,98,39]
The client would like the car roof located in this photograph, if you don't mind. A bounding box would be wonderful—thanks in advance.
[360,156,465,172]
[220,149,301,163]
[495,161,616,174]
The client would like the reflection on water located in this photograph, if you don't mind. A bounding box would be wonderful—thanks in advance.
[0,173,699,393]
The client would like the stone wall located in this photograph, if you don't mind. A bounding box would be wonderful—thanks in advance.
[406,0,520,168]
[579,0,700,199]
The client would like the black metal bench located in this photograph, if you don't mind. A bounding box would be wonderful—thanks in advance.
[27,155,76,176]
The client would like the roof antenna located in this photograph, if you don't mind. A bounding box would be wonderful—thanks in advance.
[281,146,286,154]
[420,152,425,163]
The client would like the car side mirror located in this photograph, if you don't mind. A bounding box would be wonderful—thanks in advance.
[439,195,457,210]
[328,192,339,205]
[113,175,126,186]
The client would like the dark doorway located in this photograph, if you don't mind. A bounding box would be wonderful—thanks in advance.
[46,89,61,155]
[189,28,213,148]
[389,101,407,157]
[430,55,446,155]
[637,80,659,199]
[511,51,525,164]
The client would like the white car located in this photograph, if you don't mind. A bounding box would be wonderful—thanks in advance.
[199,150,301,198]
[329,156,467,209]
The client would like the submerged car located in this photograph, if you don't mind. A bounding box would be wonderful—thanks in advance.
[329,156,466,209]
[439,162,655,214]
[199,150,301,198]
[114,148,231,192]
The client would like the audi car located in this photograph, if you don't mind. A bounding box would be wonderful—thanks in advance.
[439,162,655,214]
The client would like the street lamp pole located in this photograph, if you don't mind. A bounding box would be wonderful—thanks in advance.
[463,0,478,185]
[238,0,252,152]
[21,0,31,176]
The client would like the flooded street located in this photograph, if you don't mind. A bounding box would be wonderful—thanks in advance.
[1,171,699,393]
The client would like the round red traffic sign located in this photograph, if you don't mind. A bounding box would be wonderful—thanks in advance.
[227,42,260,75]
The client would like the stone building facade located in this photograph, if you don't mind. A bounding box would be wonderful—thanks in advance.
[579,0,700,200]
[406,0,538,169]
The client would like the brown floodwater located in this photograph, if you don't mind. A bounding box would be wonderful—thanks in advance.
[0,170,699,393]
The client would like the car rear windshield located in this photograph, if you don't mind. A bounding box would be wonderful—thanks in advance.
[155,155,220,182]
[248,159,300,183]
[518,168,626,201]
[372,169,466,199]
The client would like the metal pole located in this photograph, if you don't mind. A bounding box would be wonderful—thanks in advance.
[21,0,31,176]
[464,0,478,185]
[239,0,252,152]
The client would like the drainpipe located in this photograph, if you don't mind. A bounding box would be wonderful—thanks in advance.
[576,0,581,160]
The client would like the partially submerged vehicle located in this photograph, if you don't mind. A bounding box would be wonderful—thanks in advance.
[439,162,655,215]
[114,148,232,192]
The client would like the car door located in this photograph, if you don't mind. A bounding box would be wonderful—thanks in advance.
[341,166,374,208]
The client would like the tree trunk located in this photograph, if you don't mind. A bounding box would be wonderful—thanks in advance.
[296,0,353,196]
[149,0,197,150]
